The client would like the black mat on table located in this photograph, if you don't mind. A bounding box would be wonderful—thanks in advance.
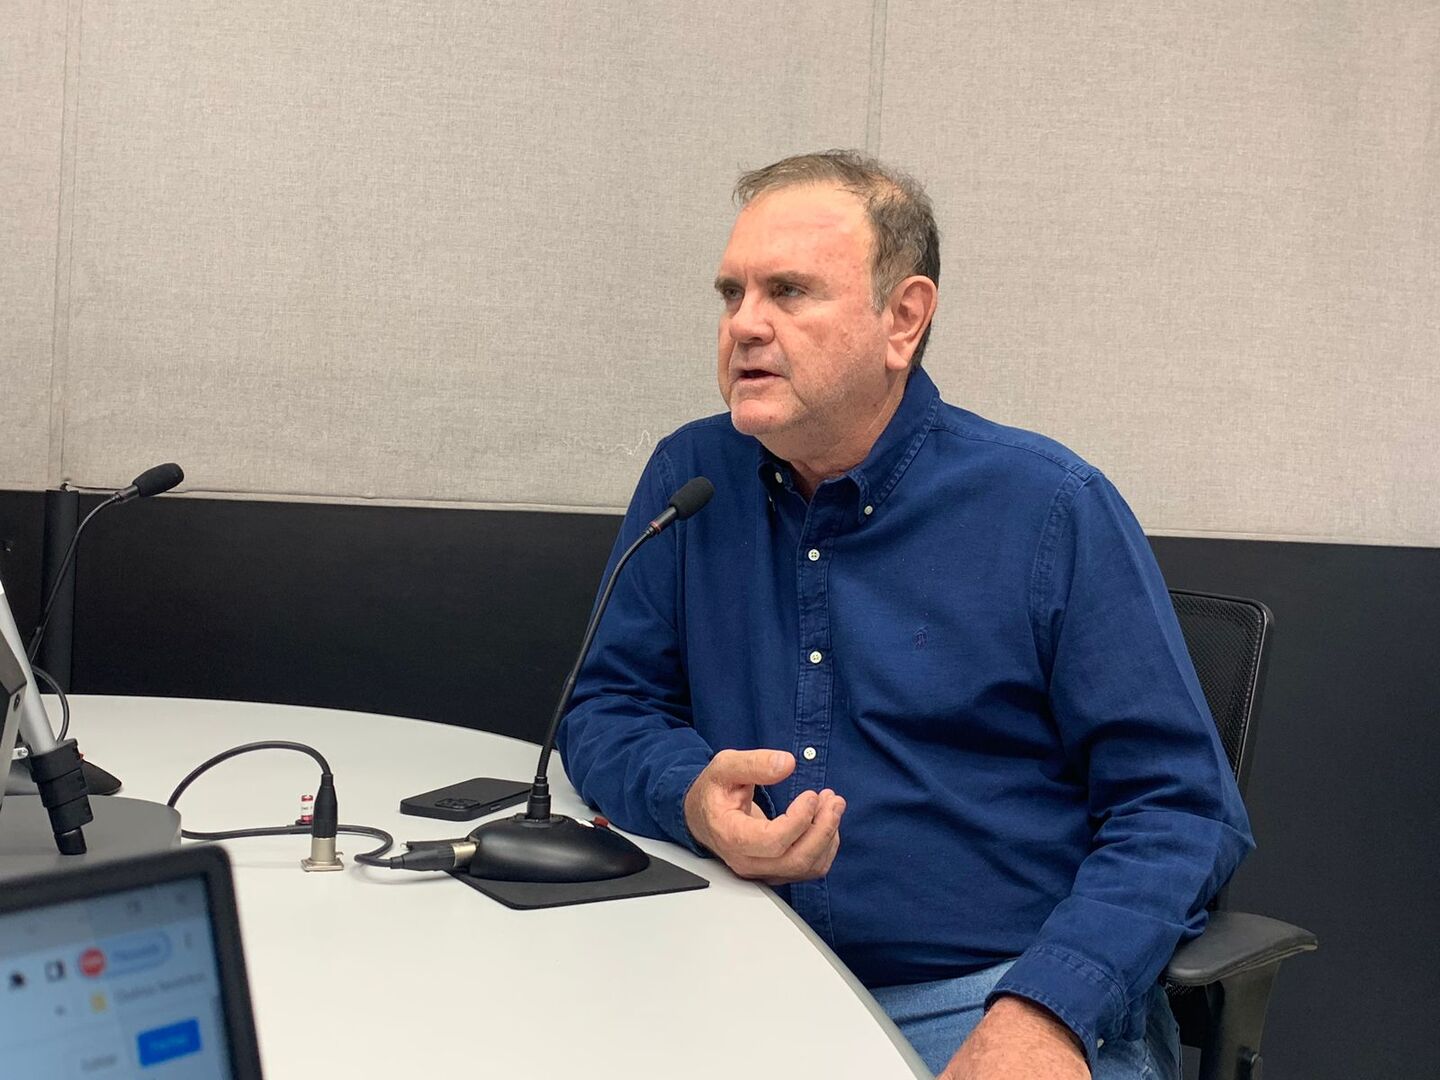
[449,853,709,909]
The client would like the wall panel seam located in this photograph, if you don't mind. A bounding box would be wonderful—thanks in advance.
[865,0,888,153]
[46,0,85,489]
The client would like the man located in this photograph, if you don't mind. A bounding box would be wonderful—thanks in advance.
[557,151,1251,1079]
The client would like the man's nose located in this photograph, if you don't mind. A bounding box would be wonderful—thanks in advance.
[726,292,773,346]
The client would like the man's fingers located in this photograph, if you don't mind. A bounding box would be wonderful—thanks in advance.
[735,793,845,883]
[684,749,802,857]
[778,793,845,870]
[815,826,841,876]
[714,789,819,857]
[690,755,847,883]
[763,827,841,885]
[706,748,796,789]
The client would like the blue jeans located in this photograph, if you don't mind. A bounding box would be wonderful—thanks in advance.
[870,961,1180,1079]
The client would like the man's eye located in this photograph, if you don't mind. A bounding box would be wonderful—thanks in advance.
[719,286,742,304]
[774,283,803,298]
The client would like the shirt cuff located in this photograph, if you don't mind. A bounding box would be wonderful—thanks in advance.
[649,758,712,855]
[987,944,1127,1070]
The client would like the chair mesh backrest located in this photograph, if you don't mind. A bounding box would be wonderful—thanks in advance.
[1168,590,1271,796]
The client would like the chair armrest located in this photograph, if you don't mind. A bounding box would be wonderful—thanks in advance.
[1164,910,1318,987]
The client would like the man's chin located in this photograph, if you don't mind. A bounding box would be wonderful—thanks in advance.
[729,402,788,438]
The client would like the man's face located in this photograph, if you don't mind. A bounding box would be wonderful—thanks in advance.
[714,183,897,466]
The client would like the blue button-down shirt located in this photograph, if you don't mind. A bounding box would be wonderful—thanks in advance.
[558,367,1252,1062]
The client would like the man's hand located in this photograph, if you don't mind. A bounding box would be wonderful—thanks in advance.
[683,749,845,885]
[938,996,1090,1080]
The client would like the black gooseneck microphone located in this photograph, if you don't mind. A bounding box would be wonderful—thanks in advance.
[13,463,185,815]
[27,463,185,664]
[117,461,186,503]
[459,476,715,883]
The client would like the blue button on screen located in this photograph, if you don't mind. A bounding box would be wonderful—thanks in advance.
[137,1018,202,1067]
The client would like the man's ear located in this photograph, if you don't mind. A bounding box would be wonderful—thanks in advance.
[885,275,939,371]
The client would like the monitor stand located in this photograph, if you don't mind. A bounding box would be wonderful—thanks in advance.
[0,794,180,880]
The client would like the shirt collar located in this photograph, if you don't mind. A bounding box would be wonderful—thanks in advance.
[756,366,941,522]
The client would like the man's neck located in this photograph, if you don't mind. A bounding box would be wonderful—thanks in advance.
[783,374,909,500]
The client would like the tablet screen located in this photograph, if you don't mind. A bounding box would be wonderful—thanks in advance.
[0,873,236,1078]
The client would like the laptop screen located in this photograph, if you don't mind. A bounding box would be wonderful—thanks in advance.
[0,848,260,1079]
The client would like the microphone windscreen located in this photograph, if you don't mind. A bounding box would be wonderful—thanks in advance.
[667,477,714,521]
[131,462,185,498]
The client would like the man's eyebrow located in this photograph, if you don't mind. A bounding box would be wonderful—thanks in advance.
[713,270,822,292]
[769,270,822,289]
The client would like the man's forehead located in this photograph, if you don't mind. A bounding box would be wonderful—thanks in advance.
[720,183,871,269]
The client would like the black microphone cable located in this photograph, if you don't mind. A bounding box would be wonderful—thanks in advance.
[152,738,497,874]
[26,664,72,740]
[359,835,479,872]
[165,741,395,868]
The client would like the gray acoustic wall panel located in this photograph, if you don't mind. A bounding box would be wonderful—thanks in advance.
[879,1,1439,545]
[3,1,1437,546]
[56,0,873,507]
[0,0,68,489]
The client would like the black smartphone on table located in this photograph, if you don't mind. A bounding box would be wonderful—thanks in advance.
[399,777,531,821]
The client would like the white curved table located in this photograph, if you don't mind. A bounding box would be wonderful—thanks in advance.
[30,696,927,1079]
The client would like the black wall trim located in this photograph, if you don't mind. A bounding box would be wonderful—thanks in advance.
[0,491,44,638]
[2,490,1436,1080]
[12,493,623,742]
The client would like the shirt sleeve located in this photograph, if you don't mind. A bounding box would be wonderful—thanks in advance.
[989,469,1255,1066]
[554,442,715,852]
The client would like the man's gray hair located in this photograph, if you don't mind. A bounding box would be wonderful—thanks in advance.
[734,149,940,366]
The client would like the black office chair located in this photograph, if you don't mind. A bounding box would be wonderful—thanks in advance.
[1163,589,1318,1080]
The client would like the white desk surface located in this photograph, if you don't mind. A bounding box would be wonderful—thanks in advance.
[51,695,927,1079]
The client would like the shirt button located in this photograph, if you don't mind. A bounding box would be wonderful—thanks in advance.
[863,504,874,516]
[807,548,820,562]
[802,746,817,761]
[774,471,784,484]
[808,650,823,664]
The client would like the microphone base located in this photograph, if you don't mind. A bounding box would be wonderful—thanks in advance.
[0,795,180,880]
[81,758,122,795]
[465,812,649,883]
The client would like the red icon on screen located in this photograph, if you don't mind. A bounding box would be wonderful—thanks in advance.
[79,948,106,978]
